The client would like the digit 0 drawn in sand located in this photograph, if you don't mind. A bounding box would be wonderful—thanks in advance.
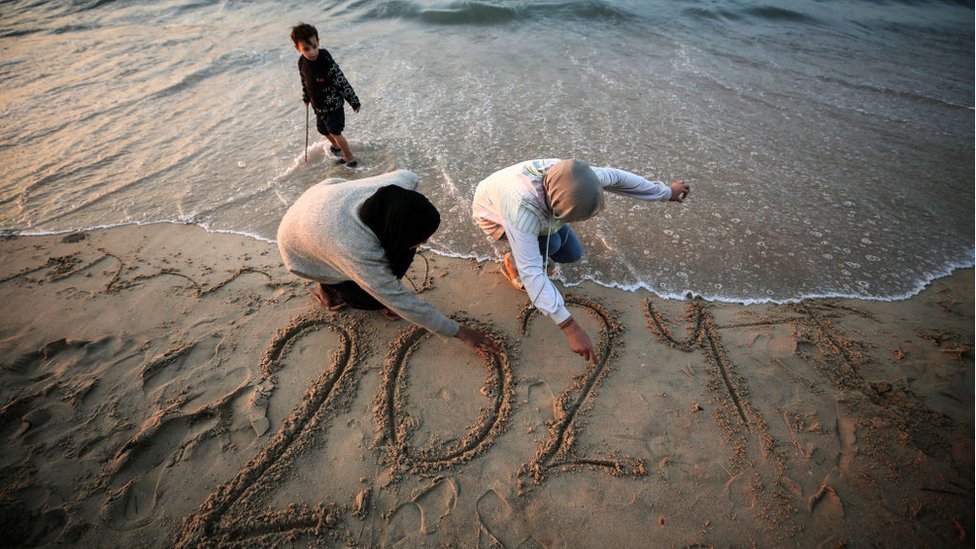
[645,299,798,536]
[373,318,513,474]
[516,294,646,490]
[173,311,368,548]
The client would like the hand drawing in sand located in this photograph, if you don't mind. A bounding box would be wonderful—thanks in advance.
[516,294,646,491]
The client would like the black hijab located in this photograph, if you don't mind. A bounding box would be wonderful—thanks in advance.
[359,185,441,279]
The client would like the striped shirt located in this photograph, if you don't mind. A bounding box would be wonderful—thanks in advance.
[472,159,671,324]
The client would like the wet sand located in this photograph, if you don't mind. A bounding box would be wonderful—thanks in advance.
[0,223,972,547]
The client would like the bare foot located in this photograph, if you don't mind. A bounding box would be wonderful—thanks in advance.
[308,283,346,311]
[381,308,400,321]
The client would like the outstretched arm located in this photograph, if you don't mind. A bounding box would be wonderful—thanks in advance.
[506,223,569,323]
[347,250,498,357]
[593,166,672,201]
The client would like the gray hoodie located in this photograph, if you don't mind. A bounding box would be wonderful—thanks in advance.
[277,170,459,337]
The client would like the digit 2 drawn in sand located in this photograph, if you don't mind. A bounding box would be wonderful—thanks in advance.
[174,311,367,548]
[373,320,514,474]
[517,295,646,490]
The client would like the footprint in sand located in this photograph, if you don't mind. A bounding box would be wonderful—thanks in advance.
[99,335,248,531]
[384,477,458,545]
[476,489,542,549]
[99,475,163,531]
[98,405,224,531]
[0,498,68,546]
[525,379,556,419]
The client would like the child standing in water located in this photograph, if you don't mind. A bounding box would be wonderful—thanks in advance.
[291,22,361,167]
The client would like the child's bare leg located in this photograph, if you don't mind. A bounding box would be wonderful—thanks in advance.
[330,133,357,163]
[324,134,342,155]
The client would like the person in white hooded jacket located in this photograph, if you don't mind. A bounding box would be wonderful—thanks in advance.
[472,159,689,362]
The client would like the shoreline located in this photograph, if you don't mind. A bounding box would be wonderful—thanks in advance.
[5,219,973,306]
[1,222,972,547]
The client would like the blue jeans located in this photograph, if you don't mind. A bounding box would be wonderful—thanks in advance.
[538,225,583,263]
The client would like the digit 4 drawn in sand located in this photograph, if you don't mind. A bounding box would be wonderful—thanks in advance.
[516,295,646,491]
[645,299,799,536]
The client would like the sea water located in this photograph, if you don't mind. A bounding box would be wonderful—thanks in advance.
[0,0,972,303]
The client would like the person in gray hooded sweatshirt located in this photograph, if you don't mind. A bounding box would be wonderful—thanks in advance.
[279,170,498,357]
[472,159,689,362]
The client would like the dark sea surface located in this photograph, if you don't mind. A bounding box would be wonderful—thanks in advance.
[0,0,972,302]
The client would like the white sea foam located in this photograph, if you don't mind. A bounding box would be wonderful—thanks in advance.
[0,0,971,303]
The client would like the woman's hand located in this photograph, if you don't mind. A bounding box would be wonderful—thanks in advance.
[669,179,690,202]
[561,318,597,363]
[455,325,502,357]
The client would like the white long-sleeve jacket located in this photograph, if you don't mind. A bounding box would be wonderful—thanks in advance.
[472,159,671,325]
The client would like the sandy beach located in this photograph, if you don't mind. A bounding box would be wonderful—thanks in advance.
[0,222,972,547]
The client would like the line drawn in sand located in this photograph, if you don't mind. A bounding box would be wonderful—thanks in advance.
[373,318,513,474]
[645,299,799,537]
[173,311,368,548]
[0,246,282,299]
[516,294,646,491]
[788,302,969,538]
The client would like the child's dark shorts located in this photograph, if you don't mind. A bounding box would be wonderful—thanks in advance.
[315,108,345,136]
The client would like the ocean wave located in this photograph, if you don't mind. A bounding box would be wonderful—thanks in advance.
[856,0,973,7]
[151,50,264,100]
[357,0,632,26]
[742,6,820,24]
[680,7,742,22]
[679,4,818,26]
[0,27,38,39]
